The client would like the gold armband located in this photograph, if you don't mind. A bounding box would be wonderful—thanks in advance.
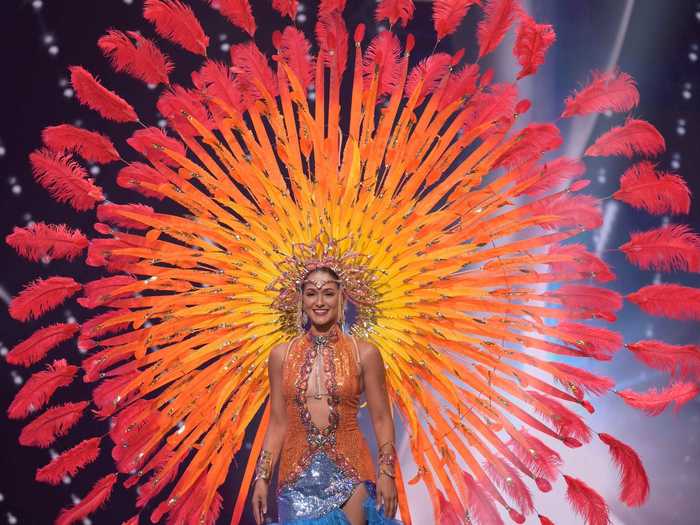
[253,450,273,483]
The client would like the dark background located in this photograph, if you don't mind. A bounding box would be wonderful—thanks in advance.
[1,1,699,523]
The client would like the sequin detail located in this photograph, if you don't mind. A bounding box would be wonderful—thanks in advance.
[278,327,375,493]
[277,451,357,521]
[274,454,403,524]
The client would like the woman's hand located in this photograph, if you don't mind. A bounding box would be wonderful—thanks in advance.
[376,473,398,518]
[251,479,269,525]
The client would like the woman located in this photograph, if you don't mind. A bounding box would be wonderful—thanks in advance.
[250,266,402,525]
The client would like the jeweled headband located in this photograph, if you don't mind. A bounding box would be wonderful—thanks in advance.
[269,233,379,336]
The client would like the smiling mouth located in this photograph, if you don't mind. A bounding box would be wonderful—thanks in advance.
[312,309,328,314]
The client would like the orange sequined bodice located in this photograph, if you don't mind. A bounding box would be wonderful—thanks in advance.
[277,327,376,492]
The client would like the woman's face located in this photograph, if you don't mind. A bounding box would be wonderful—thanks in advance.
[301,270,341,328]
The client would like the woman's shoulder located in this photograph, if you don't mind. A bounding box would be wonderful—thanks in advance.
[268,338,293,365]
[351,337,382,365]
[269,335,304,364]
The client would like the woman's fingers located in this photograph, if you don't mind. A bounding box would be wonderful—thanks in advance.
[388,495,397,517]
[385,491,397,517]
[377,486,399,517]
[254,497,264,525]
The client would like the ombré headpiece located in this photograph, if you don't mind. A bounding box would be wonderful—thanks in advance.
[270,233,379,336]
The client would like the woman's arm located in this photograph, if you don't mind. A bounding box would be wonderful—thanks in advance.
[251,342,289,524]
[360,341,398,517]
[260,342,289,469]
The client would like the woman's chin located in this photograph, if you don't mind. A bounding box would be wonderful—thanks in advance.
[309,315,336,327]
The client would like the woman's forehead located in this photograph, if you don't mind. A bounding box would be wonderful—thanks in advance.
[302,278,339,290]
[302,272,340,291]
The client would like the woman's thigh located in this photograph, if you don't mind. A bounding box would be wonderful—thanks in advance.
[340,482,368,525]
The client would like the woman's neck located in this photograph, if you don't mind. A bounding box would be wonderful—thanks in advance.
[308,323,339,337]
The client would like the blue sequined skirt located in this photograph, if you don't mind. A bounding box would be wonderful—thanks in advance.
[272,451,403,525]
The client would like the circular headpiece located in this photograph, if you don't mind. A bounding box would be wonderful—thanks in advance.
[269,232,379,336]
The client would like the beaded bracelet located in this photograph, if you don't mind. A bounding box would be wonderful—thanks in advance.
[378,441,396,468]
[378,466,396,479]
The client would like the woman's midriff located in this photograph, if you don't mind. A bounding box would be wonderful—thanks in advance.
[277,404,376,493]
[277,330,376,492]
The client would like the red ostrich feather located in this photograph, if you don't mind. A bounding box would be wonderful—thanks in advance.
[42,124,120,164]
[69,66,138,122]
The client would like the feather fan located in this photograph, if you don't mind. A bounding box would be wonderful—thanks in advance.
[550,362,615,398]
[519,157,585,196]
[484,459,534,515]
[461,82,518,136]
[272,0,297,19]
[19,401,89,447]
[7,359,79,419]
[598,433,649,507]
[528,391,591,443]
[613,161,690,215]
[627,283,700,320]
[462,471,505,525]
[9,276,82,322]
[439,63,479,110]
[229,41,279,99]
[433,0,480,41]
[143,0,209,56]
[6,323,79,367]
[477,0,519,59]
[548,244,615,282]
[156,85,213,136]
[534,193,602,231]
[547,284,622,322]
[363,31,403,97]
[98,30,172,85]
[42,124,120,164]
[6,222,88,262]
[507,429,562,482]
[69,66,138,122]
[208,0,256,36]
[554,322,623,360]
[116,162,168,199]
[620,224,700,272]
[494,123,562,168]
[513,13,555,79]
[376,0,415,28]
[585,118,665,158]
[77,275,136,309]
[126,126,186,166]
[278,26,315,93]
[36,437,102,485]
[405,53,452,105]
[617,381,700,416]
[562,70,639,118]
[626,340,700,381]
[55,473,117,525]
[564,475,609,525]
[192,59,246,118]
[29,149,104,211]
[96,203,155,230]
[315,9,349,78]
